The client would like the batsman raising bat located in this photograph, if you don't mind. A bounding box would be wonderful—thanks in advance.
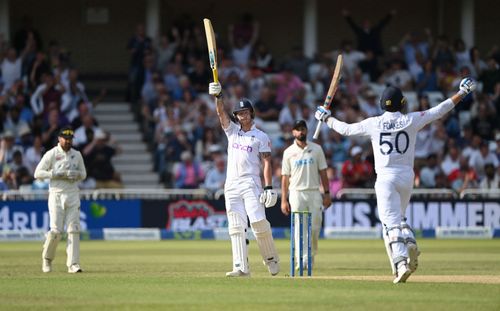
[315,78,476,283]
[205,18,280,277]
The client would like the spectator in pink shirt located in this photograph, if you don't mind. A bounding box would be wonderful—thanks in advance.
[273,65,304,105]
[174,151,204,189]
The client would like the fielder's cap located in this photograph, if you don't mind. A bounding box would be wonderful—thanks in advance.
[350,146,363,157]
[58,126,74,139]
[292,120,307,130]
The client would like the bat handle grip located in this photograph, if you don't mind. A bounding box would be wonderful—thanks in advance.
[313,121,322,140]
[212,68,219,83]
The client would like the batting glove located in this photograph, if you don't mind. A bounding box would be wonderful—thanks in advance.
[458,77,476,96]
[259,186,278,208]
[209,82,222,98]
[315,106,331,122]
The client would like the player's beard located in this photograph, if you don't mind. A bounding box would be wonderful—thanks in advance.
[296,134,306,142]
[61,141,72,151]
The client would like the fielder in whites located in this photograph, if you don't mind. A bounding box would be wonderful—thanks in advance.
[281,120,331,270]
[209,82,280,277]
[315,78,476,283]
[34,126,87,273]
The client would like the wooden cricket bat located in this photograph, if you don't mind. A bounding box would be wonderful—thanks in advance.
[203,18,219,83]
[313,54,343,140]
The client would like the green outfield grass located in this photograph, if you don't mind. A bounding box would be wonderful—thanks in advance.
[1,239,499,310]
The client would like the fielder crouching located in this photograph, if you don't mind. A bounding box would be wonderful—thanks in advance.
[209,82,280,277]
[315,78,476,283]
[34,126,87,273]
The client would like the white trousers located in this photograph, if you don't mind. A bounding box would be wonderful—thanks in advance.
[224,177,266,223]
[47,191,81,267]
[374,170,414,228]
[48,192,81,231]
[375,170,414,263]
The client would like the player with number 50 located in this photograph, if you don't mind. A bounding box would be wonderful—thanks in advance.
[314,78,476,283]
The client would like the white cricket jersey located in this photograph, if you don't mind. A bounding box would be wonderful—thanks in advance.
[282,140,327,191]
[224,121,271,182]
[327,99,455,174]
[34,144,87,193]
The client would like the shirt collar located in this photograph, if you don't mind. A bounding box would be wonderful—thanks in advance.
[238,122,256,133]
[294,140,309,150]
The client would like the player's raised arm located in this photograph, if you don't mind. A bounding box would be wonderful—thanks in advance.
[209,82,231,129]
[315,106,369,137]
[450,77,476,105]
[413,77,477,129]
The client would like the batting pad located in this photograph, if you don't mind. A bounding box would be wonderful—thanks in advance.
[401,222,417,244]
[250,219,279,263]
[227,212,249,273]
[386,225,408,268]
[66,223,80,267]
[382,228,396,275]
[42,230,62,261]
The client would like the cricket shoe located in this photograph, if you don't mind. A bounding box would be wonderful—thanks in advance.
[68,264,83,273]
[225,269,250,277]
[264,260,280,276]
[393,261,411,284]
[42,259,52,273]
[407,242,420,273]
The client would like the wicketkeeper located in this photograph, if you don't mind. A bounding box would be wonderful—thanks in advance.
[315,78,476,283]
[209,82,280,277]
[34,126,87,273]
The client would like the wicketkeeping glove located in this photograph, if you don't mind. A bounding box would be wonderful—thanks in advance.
[458,77,476,96]
[52,169,66,179]
[208,82,222,97]
[66,170,80,181]
[259,186,278,208]
[315,106,331,122]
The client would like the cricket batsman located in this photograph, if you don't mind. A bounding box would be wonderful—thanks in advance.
[209,81,280,277]
[315,78,476,283]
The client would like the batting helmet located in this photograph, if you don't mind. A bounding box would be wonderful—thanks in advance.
[380,86,406,112]
[233,98,255,119]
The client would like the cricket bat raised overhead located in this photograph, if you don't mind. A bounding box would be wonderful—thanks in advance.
[203,18,219,83]
[313,54,343,140]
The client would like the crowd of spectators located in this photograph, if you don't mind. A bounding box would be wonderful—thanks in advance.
[1,11,499,197]
[0,22,121,191]
[135,12,500,197]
